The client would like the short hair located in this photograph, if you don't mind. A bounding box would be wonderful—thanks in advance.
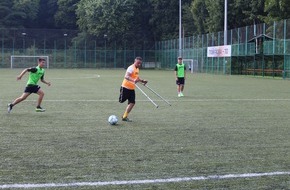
[135,56,142,61]
[38,58,46,62]
[178,57,182,60]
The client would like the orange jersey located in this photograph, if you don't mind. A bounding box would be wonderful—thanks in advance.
[122,64,139,90]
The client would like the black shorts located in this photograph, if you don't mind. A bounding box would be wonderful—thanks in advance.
[24,85,41,93]
[119,87,135,104]
[176,77,185,85]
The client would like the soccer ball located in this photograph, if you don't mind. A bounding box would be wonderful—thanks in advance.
[108,115,118,125]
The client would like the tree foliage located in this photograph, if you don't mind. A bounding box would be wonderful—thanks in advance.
[12,0,40,22]
[76,0,136,39]
[0,0,29,28]
[264,0,290,22]
[55,0,78,29]
[1,0,290,49]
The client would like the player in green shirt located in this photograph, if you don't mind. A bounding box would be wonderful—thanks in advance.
[174,56,186,97]
[8,58,51,113]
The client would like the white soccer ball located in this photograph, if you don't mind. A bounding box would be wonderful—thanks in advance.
[108,115,118,125]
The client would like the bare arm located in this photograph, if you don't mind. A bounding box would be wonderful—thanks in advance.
[16,69,28,80]
[41,78,51,86]
[124,71,134,83]
[124,72,147,84]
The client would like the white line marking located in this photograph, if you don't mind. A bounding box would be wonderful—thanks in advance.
[2,99,290,103]
[0,171,289,189]
[50,75,100,80]
[33,98,290,102]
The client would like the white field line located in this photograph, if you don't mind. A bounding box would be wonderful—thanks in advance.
[0,171,289,189]
[50,75,100,80]
[21,98,290,102]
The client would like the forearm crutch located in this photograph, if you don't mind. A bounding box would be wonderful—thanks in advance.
[144,84,171,106]
[136,84,159,108]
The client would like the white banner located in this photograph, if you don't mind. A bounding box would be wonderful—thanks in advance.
[207,45,231,57]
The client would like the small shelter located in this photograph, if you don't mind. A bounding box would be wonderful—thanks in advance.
[248,34,274,54]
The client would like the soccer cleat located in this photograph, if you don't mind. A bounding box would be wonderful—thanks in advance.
[36,106,46,112]
[7,103,13,113]
[122,117,132,122]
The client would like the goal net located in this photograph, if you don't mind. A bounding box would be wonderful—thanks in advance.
[182,59,198,73]
[10,55,49,69]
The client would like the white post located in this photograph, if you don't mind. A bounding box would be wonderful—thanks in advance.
[224,0,228,74]
[179,0,182,57]
[224,0,227,45]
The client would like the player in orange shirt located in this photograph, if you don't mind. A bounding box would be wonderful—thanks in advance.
[119,57,147,122]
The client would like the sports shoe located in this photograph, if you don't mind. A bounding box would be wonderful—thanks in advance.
[36,106,46,112]
[122,117,132,122]
[7,103,13,113]
[180,92,184,97]
[178,93,181,97]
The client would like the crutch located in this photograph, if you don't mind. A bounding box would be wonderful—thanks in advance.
[144,84,171,106]
[136,84,159,108]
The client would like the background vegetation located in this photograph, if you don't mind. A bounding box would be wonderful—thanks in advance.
[1,0,290,49]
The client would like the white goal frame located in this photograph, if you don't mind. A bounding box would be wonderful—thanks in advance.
[10,55,49,69]
[182,59,198,73]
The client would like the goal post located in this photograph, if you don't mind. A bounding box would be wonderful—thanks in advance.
[10,55,49,69]
[182,59,198,73]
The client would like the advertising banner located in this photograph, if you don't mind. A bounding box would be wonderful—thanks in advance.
[207,45,231,57]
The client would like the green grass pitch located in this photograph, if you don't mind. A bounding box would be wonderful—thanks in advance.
[0,69,290,189]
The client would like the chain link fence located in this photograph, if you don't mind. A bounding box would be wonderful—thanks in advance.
[0,28,156,69]
[157,18,290,78]
[1,19,290,79]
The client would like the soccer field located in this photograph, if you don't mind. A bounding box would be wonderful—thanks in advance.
[1,69,290,189]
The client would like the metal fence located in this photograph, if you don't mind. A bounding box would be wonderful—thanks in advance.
[156,18,290,78]
[0,28,156,69]
[2,18,290,79]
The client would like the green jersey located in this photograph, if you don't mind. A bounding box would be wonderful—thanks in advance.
[27,66,45,85]
[175,63,186,77]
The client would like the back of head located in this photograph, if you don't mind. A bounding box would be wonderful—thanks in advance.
[135,57,142,61]
[38,57,46,62]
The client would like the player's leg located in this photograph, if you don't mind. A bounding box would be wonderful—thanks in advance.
[122,89,135,122]
[122,103,134,121]
[36,88,45,112]
[13,92,31,105]
[120,87,132,121]
[8,92,31,113]
[176,78,181,97]
[180,85,184,96]
[119,87,126,103]
[180,78,185,96]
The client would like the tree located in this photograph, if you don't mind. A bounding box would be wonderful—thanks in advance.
[76,0,136,43]
[128,0,154,49]
[182,2,197,37]
[191,0,208,34]
[12,0,39,23]
[205,0,224,33]
[243,0,266,25]
[37,0,58,28]
[191,0,269,34]
[149,0,194,41]
[149,0,180,40]
[55,0,78,29]
[264,0,290,22]
[226,0,251,29]
[0,0,28,28]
